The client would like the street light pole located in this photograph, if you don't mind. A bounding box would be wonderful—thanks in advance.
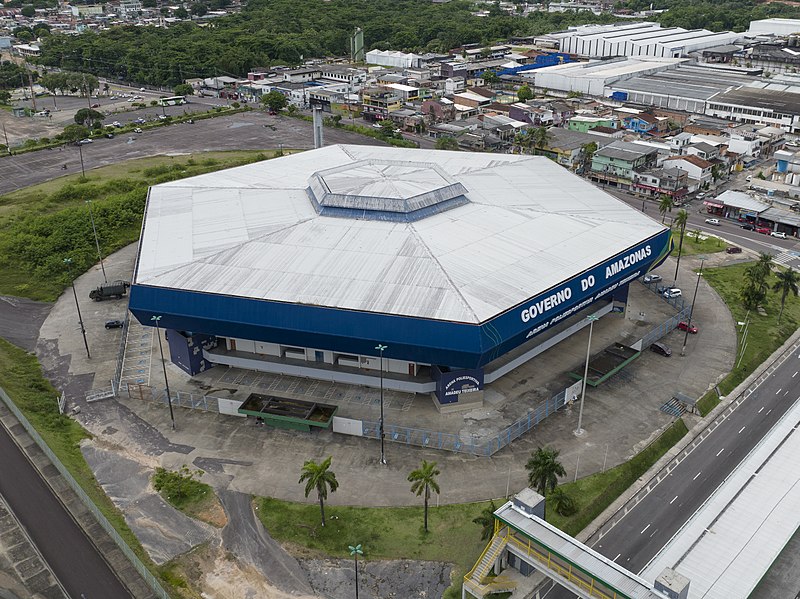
[681,257,705,357]
[77,142,85,178]
[86,200,107,283]
[375,343,387,465]
[64,258,90,359]
[574,314,599,437]
[348,544,363,599]
[151,315,175,430]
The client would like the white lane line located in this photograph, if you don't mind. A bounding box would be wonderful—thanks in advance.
[693,471,702,480]
[739,426,746,434]
[670,495,678,505]
[759,406,765,414]
[767,409,773,416]
[716,448,725,457]
[614,553,621,562]
[776,388,782,394]
[786,390,791,396]
[641,524,651,534]
[793,371,798,378]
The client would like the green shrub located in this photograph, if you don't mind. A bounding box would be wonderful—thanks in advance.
[152,465,208,509]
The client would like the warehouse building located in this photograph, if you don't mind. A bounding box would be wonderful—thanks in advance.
[129,146,672,410]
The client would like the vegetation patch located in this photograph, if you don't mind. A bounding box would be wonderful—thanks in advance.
[677,229,727,256]
[153,466,226,528]
[0,150,278,301]
[697,262,800,415]
[544,419,688,536]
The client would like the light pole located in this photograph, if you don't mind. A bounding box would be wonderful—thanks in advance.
[151,315,175,430]
[574,314,599,437]
[681,257,704,357]
[77,142,85,178]
[348,544,363,599]
[375,343,387,465]
[86,200,107,283]
[64,258,90,359]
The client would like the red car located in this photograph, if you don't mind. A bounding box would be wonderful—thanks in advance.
[756,226,771,234]
[677,321,698,334]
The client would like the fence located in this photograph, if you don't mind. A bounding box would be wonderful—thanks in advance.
[640,306,692,351]
[640,278,686,312]
[112,311,131,390]
[0,387,170,599]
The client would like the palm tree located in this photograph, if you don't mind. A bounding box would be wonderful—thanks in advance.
[549,487,577,517]
[672,209,689,285]
[772,268,800,324]
[532,126,551,150]
[525,446,566,517]
[408,460,441,532]
[298,456,339,527]
[742,253,774,310]
[472,500,497,541]
[658,194,674,224]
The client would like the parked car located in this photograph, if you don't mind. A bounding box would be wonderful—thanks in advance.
[112,121,123,128]
[663,288,682,299]
[91,103,100,108]
[705,218,721,226]
[158,114,167,121]
[677,321,698,334]
[726,246,742,254]
[756,227,771,235]
[740,223,755,231]
[133,127,143,133]
[650,342,672,357]
[104,132,114,139]
[76,138,92,145]
[771,231,787,239]
[135,117,146,124]
[696,192,706,199]
[643,274,662,284]
[104,319,124,329]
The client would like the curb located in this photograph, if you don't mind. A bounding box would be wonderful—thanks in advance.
[576,326,800,544]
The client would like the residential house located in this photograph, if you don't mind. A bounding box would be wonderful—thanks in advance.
[669,132,693,154]
[685,141,719,161]
[567,115,617,133]
[632,167,689,200]
[622,112,660,135]
[383,82,420,102]
[534,128,611,171]
[281,67,321,83]
[361,87,403,121]
[421,98,456,123]
[664,155,714,190]
[590,141,659,190]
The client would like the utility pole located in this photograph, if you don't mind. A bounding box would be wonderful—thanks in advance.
[86,200,107,282]
[63,258,90,359]
[78,142,85,178]
[28,71,37,112]
[1,123,10,154]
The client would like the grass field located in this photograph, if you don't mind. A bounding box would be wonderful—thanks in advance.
[697,262,800,414]
[0,150,281,301]
[673,230,727,256]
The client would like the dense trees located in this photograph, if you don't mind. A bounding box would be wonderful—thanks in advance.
[261,90,287,112]
[39,71,99,97]
[0,61,34,90]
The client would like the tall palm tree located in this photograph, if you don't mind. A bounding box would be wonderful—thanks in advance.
[742,253,774,310]
[532,126,551,150]
[298,456,339,527]
[472,500,498,541]
[672,209,689,285]
[408,460,441,532]
[658,195,674,224]
[772,268,800,324]
[525,446,566,519]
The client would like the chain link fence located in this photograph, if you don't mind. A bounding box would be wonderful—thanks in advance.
[0,387,170,599]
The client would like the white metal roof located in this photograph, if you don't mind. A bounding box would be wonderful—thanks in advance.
[716,190,770,213]
[135,144,665,323]
[641,397,800,599]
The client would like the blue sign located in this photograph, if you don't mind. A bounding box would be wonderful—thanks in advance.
[434,367,484,404]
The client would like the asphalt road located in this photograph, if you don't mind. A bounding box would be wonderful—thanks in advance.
[0,111,384,195]
[545,340,800,597]
[0,423,133,599]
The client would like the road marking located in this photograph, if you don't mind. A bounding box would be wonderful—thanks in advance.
[693,471,702,480]
[716,448,725,457]
[614,553,621,562]
[759,406,765,413]
[776,388,782,394]
[793,371,798,378]
[767,409,773,416]
[739,426,746,434]
[786,390,791,396]
[670,495,678,505]
[641,524,651,534]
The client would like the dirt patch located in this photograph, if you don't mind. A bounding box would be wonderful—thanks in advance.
[193,494,228,528]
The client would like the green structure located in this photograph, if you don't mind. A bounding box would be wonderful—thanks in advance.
[238,393,338,431]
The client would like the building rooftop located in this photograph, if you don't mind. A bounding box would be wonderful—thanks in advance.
[135,145,665,324]
[596,140,658,161]
[709,86,800,115]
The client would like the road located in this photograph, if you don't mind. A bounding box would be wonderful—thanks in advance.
[610,189,800,270]
[0,422,133,598]
[545,339,800,597]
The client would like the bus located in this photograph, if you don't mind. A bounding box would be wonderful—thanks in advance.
[158,95,187,107]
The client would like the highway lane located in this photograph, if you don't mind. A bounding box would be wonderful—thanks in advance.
[0,422,133,599]
[545,339,800,597]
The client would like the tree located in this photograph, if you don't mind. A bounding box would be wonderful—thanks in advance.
[472,500,497,541]
[174,6,189,18]
[262,90,288,113]
[190,3,207,16]
[742,253,773,310]
[482,71,498,86]
[298,456,339,527]
[74,108,104,126]
[517,84,533,102]
[550,487,577,517]
[658,194,674,224]
[672,209,689,285]
[408,460,440,533]
[16,29,34,42]
[60,124,89,143]
[0,90,10,105]
[174,83,194,96]
[531,126,550,150]
[772,268,799,324]
[579,141,597,172]
[20,5,35,18]
[435,136,459,151]
[525,446,566,520]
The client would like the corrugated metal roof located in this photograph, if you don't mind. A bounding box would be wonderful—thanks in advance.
[136,145,665,324]
[498,502,666,599]
[716,190,770,213]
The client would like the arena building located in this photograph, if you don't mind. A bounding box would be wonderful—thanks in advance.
[129,145,672,410]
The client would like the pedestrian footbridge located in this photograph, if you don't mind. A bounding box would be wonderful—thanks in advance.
[464,490,676,599]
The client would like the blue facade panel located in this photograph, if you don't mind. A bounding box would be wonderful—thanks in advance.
[129,229,672,369]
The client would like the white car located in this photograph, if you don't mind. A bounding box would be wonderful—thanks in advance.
[77,138,92,145]
[133,127,143,133]
[643,274,662,284]
[705,218,721,226]
[771,231,787,239]
[663,288,682,299]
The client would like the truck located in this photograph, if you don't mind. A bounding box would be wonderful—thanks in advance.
[89,280,130,301]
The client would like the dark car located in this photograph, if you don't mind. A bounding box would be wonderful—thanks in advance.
[740,223,755,231]
[677,321,698,334]
[104,132,114,139]
[650,341,672,357]
[726,246,742,254]
[104,319,124,329]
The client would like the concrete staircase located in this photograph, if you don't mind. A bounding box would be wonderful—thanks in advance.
[470,534,508,585]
